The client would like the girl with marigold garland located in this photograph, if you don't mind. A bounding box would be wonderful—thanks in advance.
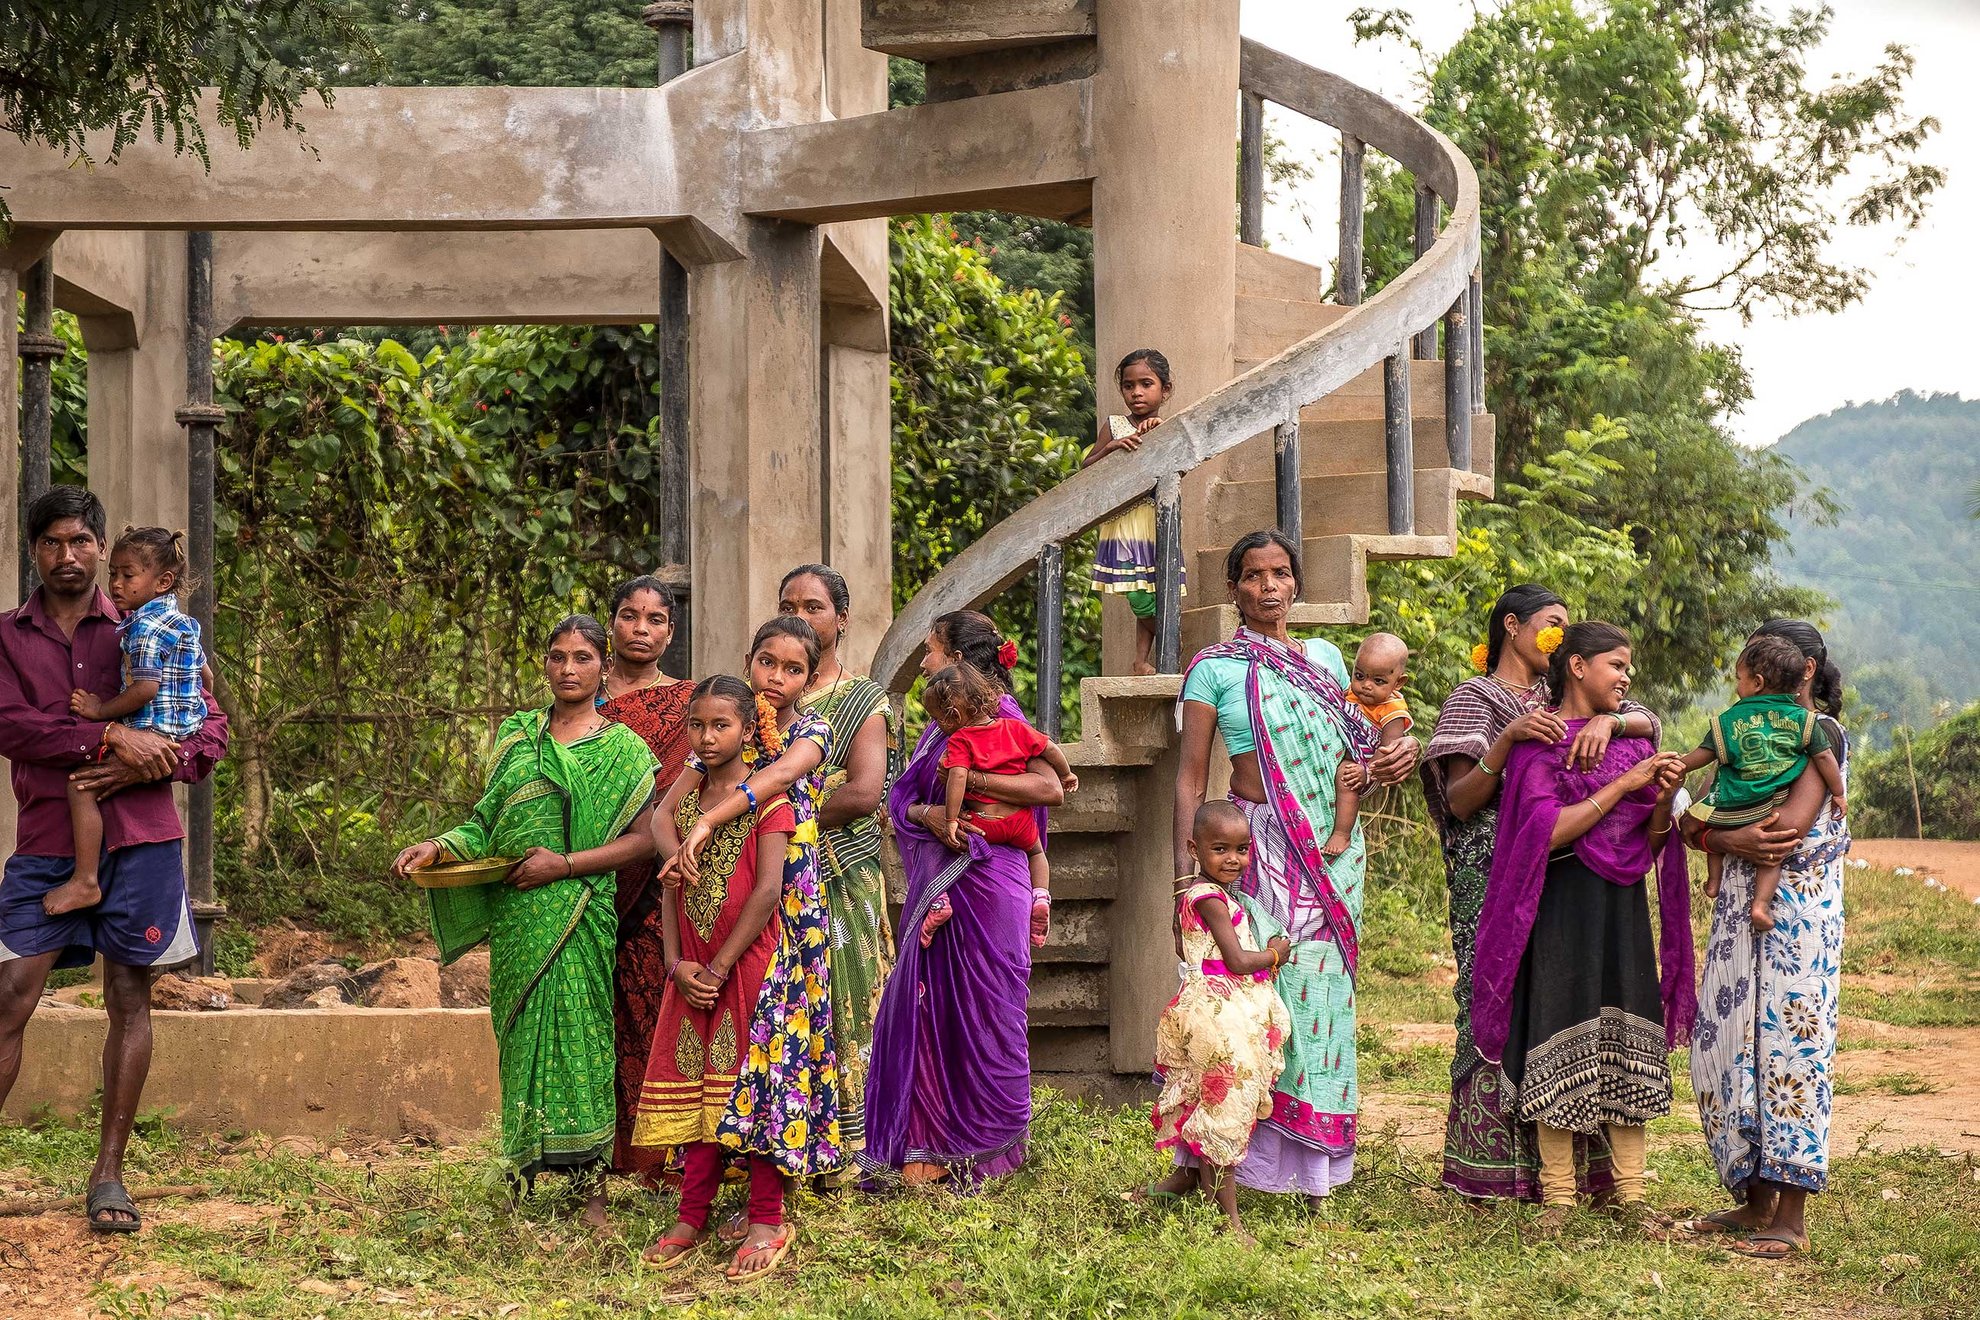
[1420,586,1663,1205]
[643,619,844,1279]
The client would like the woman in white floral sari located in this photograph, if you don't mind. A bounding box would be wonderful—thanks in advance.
[1683,620,1848,1260]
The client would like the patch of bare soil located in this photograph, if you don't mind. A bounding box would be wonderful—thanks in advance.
[0,1194,271,1318]
[244,921,437,976]
[1366,1020,1980,1157]
[1849,838,1980,901]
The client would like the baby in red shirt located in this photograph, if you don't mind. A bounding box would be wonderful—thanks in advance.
[925,664,1077,896]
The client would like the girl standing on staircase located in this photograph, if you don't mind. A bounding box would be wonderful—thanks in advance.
[1085,348,1182,676]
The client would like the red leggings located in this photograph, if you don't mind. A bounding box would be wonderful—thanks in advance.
[676,1142,786,1229]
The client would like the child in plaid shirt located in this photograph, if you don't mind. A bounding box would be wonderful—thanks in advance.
[47,528,209,916]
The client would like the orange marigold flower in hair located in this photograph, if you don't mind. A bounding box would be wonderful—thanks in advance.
[1470,643,1490,674]
[1535,626,1565,656]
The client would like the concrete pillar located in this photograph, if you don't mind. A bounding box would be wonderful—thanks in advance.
[85,234,190,541]
[824,333,891,675]
[1090,0,1239,1072]
[688,222,826,675]
[1091,0,1240,680]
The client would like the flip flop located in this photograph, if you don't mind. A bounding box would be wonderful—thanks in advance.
[86,1181,141,1235]
[641,1225,706,1271]
[1728,1229,1807,1260]
[1678,1209,1762,1236]
[725,1227,795,1286]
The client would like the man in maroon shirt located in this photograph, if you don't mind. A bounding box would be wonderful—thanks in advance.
[0,487,228,1233]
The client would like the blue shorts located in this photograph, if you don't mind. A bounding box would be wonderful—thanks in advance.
[0,843,198,971]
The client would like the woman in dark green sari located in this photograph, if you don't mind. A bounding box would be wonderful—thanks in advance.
[393,616,658,1226]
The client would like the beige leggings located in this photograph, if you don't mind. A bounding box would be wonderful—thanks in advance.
[1537,1122,1645,1206]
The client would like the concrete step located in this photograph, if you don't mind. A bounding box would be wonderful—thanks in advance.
[1204,466,1492,547]
[1188,530,1455,618]
[1042,834,1121,901]
[1236,242,1328,302]
[1047,765,1136,834]
[862,0,1094,60]
[1032,898,1110,964]
[1233,295,1348,362]
[1028,965,1107,1028]
[1073,674,1182,759]
[1234,354,1449,409]
[1217,412,1497,486]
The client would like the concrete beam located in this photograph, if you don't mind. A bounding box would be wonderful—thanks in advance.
[742,80,1095,224]
[863,0,1096,59]
[0,77,736,232]
[50,231,146,347]
[210,230,665,329]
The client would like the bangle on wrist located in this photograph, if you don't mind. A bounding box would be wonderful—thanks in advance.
[1477,758,1501,777]
[739,782,758,812]
[1031,887,1052,906]
[1611,711,1628,735]
[564,853,575,877]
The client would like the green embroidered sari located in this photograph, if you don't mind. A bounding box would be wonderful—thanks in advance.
[429,709,657,1179]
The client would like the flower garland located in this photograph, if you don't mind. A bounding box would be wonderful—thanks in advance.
[751,691,786,761]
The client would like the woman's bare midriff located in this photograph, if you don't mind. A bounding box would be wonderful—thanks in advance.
[1226,751,1266,805]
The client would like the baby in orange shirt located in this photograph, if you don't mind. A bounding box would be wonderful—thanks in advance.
[1322,633,1416,861]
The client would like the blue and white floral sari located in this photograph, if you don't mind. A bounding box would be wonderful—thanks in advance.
[1691,728,1848,1199]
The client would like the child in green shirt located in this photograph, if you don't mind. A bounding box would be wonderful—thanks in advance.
[1678,634,1846,932]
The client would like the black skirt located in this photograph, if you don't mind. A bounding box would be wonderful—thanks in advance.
[1501,853,1672,1133]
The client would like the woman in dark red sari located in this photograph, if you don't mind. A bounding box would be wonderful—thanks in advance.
[598,575,695,1181]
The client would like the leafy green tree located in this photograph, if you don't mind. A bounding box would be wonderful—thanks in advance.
[1850,704,1980,840]
[1361,418,1643,722]
[1356,0,1936,704]
[889,215,1093,722]
[267,0,655,88]
[0,0,368,225]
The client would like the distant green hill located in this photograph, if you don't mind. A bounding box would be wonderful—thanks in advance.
[1774,392,1980,742]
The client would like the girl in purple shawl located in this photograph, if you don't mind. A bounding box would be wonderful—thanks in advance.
[860,611,1063,1188]
[1472,621,1695,1234]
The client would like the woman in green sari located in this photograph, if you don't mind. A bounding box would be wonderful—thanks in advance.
[777,564,898,1161]
[393,615,658,1226]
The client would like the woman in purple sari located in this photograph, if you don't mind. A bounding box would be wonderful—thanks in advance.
[1472,621,1694,1233]
[860,610,1064,1188]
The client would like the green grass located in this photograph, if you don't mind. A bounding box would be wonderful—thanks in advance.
[1840,867,1980,980]
[4,1099,1975,1320]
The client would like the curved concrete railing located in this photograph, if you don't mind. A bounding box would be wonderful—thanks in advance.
[871,39,1483,696]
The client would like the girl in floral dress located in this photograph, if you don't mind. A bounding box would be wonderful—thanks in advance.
[1151,800,1293,1241]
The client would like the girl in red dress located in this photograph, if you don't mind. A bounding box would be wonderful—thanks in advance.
[634,677,796,1275]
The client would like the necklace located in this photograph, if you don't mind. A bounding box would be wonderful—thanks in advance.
[603,665,666,701]
[1488,669,1545,696]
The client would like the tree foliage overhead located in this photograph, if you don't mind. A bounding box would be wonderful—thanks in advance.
[1355,0,1938,705]
[0,0,369,224]
[264,0,656,88]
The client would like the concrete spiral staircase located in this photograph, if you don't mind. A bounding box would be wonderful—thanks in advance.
[865,10,1495,1099]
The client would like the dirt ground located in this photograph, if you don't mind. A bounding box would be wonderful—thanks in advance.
[1360,1017,1980,1160]
[1848,838,1980,901]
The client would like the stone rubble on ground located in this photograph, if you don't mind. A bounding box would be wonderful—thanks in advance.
[150,974,234,1011]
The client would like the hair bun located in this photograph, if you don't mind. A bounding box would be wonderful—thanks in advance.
[997,640,1019,670]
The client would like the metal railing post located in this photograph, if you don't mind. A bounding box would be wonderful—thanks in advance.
[1034,543,1065,739]
[1240,90,1266,248]
[1274,417,1303,557]
[1153,475,1184,673]
[1338,134,1366,306]
[1384,351,1414,535]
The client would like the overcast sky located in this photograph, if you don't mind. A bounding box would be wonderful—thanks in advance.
[1240,0,1976,448]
